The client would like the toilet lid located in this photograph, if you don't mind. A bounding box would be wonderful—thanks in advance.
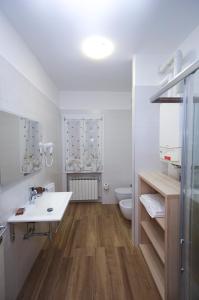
[115,187,132,195]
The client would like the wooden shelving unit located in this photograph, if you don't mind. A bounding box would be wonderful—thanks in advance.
[140,244,165,299]
[138,171,180,300]
[155,218,165,230]
[141,220,165,264]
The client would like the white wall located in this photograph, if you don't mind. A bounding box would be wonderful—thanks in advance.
[133,54,168,87]
[172,24,199,70]
[60,91,131,110]
[0,11,58,105]
[0,12,61,300]
[131,54,167,244]
[60,91,132,204]
[102,110,132,203]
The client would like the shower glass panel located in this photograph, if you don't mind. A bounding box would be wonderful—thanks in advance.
[182,69,199,300]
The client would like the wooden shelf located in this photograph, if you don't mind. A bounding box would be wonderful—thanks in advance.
[141,221,165,264]
[139,172,180,299]
[151,97,182,103]
[140,244,165,299]
[139,171,180,197]
[140,200,165,231]
[151,96,199,104]
[156,218,165,231]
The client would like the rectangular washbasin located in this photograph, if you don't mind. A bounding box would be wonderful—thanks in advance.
[8,192,72,223]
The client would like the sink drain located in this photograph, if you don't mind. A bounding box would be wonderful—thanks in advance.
[47,208,53,212]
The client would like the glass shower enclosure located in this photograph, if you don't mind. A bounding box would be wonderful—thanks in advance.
[151,61,199,300]
[181,69,199,300]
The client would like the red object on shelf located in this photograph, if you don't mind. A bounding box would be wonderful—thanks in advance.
[164,155,171,161]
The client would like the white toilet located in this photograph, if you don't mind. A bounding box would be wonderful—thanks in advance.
[119,199,132,220]
[115,187,132,220]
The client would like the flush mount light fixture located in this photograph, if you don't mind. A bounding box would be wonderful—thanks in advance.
[82,36,114,60]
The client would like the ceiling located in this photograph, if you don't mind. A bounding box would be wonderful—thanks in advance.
[1,0,199,91]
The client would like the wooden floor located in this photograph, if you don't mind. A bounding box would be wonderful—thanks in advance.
[18,203,161,300]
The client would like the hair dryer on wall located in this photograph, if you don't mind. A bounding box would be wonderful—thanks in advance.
[39,142,44,156]
[38,142,54,167]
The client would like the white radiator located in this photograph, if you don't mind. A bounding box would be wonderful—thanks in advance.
[69,178,98,201]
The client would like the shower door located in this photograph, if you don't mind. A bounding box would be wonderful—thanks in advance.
[181,69,199,300]
[0,236,5,300]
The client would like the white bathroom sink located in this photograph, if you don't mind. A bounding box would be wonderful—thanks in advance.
[8,192,72,223]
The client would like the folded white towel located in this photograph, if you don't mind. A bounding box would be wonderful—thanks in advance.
[140,194,165,218]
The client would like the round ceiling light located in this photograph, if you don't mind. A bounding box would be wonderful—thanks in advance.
[82,36,114,60]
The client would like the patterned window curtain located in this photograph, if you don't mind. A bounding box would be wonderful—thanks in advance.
[20,118,41,174]
[64,117,103,173]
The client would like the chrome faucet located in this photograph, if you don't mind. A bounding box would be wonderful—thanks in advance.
[29,187,37,204]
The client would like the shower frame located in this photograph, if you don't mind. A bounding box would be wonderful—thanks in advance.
[150,58,199,300]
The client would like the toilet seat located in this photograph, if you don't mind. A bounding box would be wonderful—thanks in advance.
[115,187,132,195]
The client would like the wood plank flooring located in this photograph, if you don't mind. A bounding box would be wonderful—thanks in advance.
[17,203,161,300]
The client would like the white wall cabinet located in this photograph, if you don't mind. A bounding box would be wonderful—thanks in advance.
[159,103,182,164]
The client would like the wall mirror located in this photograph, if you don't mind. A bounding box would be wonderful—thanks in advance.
[0,110,42,186]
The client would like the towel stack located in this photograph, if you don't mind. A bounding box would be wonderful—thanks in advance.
[140,194,165,218]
